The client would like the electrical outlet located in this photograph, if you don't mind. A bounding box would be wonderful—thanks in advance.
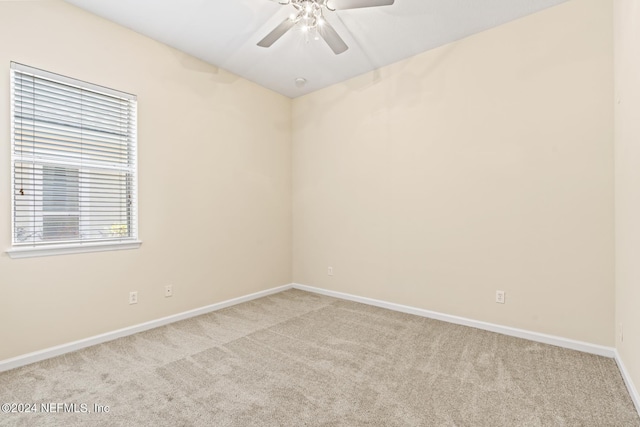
[620,323,624,343]
[496,290,505,304]
[129,291,138,305]
[164,285,173,298]
[328,266,333,276]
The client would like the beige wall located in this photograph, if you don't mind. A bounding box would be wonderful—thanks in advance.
[0,0,621,365]
[292,0,614,345]
[615,0,640,404]
[0,1,292,360]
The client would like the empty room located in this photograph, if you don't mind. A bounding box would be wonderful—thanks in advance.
[0,0,639,425]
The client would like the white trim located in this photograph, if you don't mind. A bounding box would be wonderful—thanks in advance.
[0,282,623,369]
[292,284,616,358]
[2,281,635,416]
[615,350,640,415]
[0,284,293,373]
[6,240,143,259]
[10,67,16,250]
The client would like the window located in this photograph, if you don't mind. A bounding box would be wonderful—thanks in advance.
[42,166,80,241]
[9,63,139,258]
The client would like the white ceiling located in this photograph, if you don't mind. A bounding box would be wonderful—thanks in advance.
[63,0,568,98]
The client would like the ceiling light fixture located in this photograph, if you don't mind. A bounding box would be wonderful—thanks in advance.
[258,0,395,55]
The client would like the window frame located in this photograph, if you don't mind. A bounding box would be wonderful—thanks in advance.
[7,63,141,259]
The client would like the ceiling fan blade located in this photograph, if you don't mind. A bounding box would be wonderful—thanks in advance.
[327,0,394,10]
[318,20,348,55]
[257,18,296,48]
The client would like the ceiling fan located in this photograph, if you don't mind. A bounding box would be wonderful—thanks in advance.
[258,0,395,55]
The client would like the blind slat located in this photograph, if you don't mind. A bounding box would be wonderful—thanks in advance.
[15,124,132,148]
[15,82,134,115]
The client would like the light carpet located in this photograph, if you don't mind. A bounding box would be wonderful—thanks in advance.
[0,289,638,426]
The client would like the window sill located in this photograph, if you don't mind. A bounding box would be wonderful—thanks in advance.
[6,240,142,259]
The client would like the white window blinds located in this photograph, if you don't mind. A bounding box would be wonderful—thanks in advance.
[10,62,138,249]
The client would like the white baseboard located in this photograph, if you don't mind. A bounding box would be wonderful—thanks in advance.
[3,281,635,416]
[293,283,616,358]
[615,350,640,415]
[0,284,293,373]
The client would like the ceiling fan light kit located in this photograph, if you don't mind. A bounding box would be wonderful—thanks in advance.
[258,0,395,55]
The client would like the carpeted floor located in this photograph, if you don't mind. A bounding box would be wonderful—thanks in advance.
[0,289,638,426]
